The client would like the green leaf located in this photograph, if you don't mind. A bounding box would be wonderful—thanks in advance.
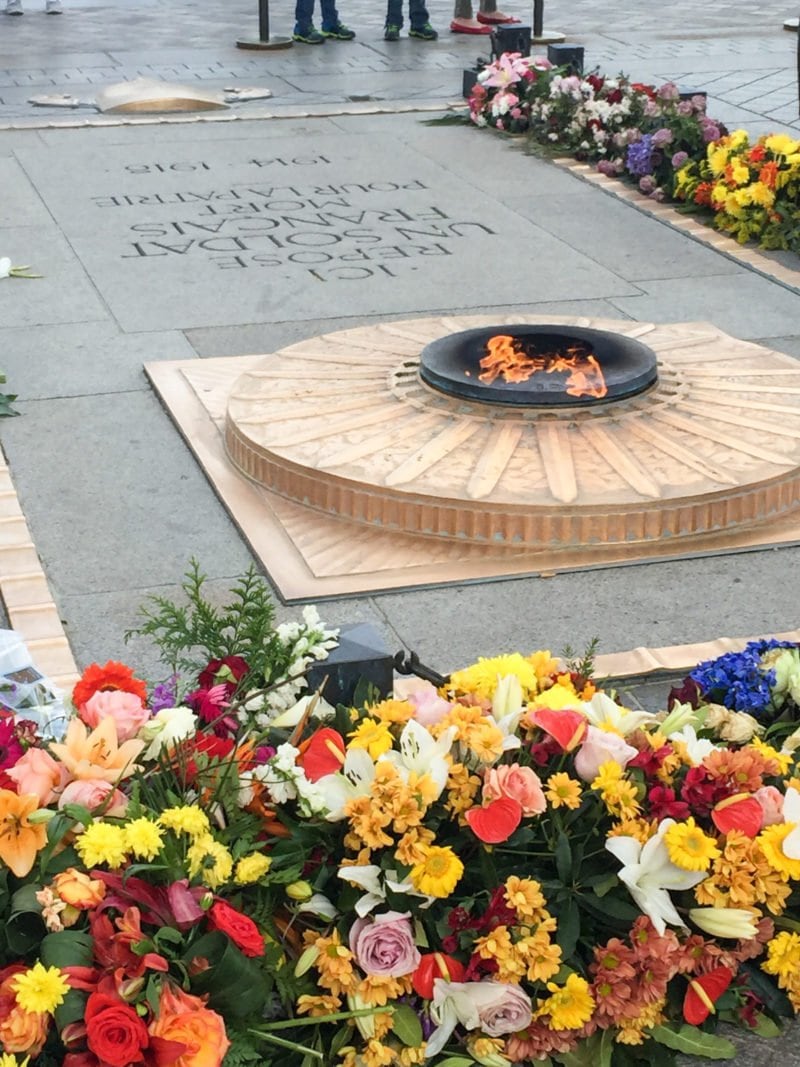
[5,910,46,955]
[555,897,580,959]
[54,988,87,1030]
[187,931,268,1020]
[432,1058,475,1067]
[751,1013,782,1038]
[650,1024,736,1059]
[40,929,94,969]
[554,833,572,885]
[391,1004,423,1048]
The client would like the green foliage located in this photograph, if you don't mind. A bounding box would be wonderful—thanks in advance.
[126,558,286,684]
[0,370,18,416]
[562,637,601,680]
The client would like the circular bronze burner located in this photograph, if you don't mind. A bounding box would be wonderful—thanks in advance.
[419,324,658,406]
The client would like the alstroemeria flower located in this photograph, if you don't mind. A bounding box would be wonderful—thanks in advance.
[381,720,456,800]
[606,818,707,934]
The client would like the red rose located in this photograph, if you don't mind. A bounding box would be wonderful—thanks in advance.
[85,992,149,1067]
[207,900,265,958]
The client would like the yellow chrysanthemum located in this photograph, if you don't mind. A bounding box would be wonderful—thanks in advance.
[504,875,547,922]
[708,147,732,177]
[545,772,582,810]
[186,834,233,888]
[124,817,164,861]
[762,930,800,980]
[449,654,540,700]
[348,718,394,760]
[758,823,800,880]
[235,853,272,884]
[158,805,211,838]
[664,817,721,872]
[74,822,128,869]
[531,682,581,711]
[764,133,800,156]
[368,699,415,725]
[526,650,560,682]
[537,973,595,1030]
[11,962,70,1015]
[747,181,775,208]
[750,738,791,775]
[410,845,464,897]
[0,1056,30,1067]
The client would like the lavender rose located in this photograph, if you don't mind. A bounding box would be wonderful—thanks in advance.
[349,911,421,977]
[435,980,533,1037]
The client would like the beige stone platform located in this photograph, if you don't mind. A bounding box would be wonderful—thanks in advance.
[148,315,800,602]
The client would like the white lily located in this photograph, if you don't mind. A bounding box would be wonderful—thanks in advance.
[780,786,800,859]
[295,893,338,921]
[606,818,707,934]
[0,257,11,279]
[667,724,717,766]
[314,747,375,821]
[492,674,523,719]
[381,719,457,800]
[268,692,335,729]
[688,907,758,940]
[337,863,432,917]
[426,981,482,1058]
[582,691,656,736]
[659,699,706,736]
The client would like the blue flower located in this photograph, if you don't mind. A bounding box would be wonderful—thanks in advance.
[689,639,797,717]
[626,134,655,177]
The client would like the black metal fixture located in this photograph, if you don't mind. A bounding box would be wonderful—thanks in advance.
[532,0,565,43]
[547,43,584,74]
[236,0,293,50]
[393,650,451,688]
[491,24,533,58]
[306,623,394,706]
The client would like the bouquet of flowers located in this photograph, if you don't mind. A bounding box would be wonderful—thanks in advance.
[672,130,800,252]
[5,582,800,1067]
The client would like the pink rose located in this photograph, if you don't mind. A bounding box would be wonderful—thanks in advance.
[6,747,68,805]
[437,979,533,1036]
[349,911,421,977]
[754,785,784,827]
[392,678,453,727]
[79,690,151,742]
[482,764,546,817]
[574,725,638,782]
[58,778,128,817]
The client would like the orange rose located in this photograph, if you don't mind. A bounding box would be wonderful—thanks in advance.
[0,967,49,1055]
[148,984,229,1067]
[53,867,107,909]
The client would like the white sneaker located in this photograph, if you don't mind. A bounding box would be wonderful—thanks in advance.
[45,0,62,13]
[5,0,24,15]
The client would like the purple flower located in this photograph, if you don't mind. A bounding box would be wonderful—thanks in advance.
[702,122,721,143]
[677,100,694,115]
[651,127,674,148]
[626,134,655,177]
[648,188,666,201]
[671,150,689,169]
[639,175,657,194]
[151,674,179,713]
[691,94,707,113]
[596,159,617,176]
[350,912,421,977]
[656,81,680,102]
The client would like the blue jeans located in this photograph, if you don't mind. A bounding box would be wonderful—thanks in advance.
[385,0,429,28]
[294,0,339,32]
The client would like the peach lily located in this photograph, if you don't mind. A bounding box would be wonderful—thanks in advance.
[0,789,48,877]
[49,717,145,784]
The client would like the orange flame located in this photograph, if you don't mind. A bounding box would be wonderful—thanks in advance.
[478,334,607,399]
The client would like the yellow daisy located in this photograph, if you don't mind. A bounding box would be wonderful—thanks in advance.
[348,718,394,760]
[664,817,721,872]
[74,822,128,869]
[11,962,70,1015]
[124,817,164,861]
[537,973,595,1030]
[410,845,464,897]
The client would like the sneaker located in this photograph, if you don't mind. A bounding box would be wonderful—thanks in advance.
[384,23,400,39]
[292,26,325,42]
[5,0,23,15]
[409,21,437,38]
[45,0,62,12]
[321,21,355,38]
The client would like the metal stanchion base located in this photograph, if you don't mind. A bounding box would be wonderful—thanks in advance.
[531,29,565,42]
[784,16,798,30]
[236,35,294,49]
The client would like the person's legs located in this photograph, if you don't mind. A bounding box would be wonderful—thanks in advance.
[451,0,492,33]
[408,0,436,33]
[385,0,403,30]
[45,1,62,13]
[476,0,520,23]
[5,0,23,16]
[294,0,325,40]
[320,0,355,37]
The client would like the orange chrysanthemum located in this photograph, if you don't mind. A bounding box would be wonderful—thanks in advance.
[72,660,148,710]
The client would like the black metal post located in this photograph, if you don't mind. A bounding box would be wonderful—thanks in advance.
[236,0,292,49]
[533,0,543,37]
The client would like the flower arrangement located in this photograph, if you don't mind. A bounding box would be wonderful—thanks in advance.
[465,56,800,256]
[7,592,800,1066]
[672,130,800,253]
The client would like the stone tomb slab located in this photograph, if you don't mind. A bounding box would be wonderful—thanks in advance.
[13,126,640,332]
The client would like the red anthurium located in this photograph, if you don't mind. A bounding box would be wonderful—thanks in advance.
[412,952,466,999]
[297,728,346,782]
[712,793,762,838]
[530,708,587,752]
[465,797,522,843]
[683,965,733,1025]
